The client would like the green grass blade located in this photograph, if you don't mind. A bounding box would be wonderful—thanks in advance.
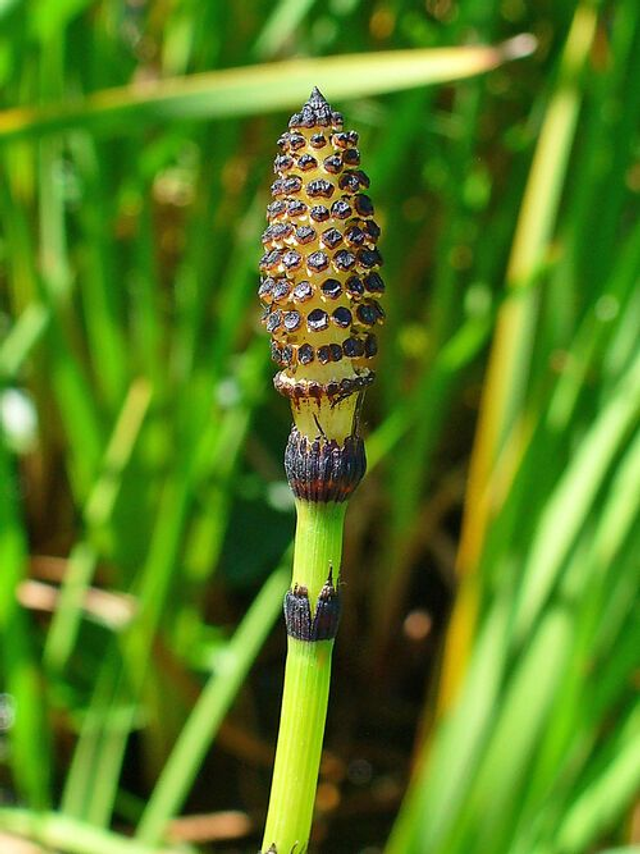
[513,347,640,639]
[0,807,184,854]
[451,606,574,851]
[435,1,598,714]
[385,600,512,854]
[0,157,104,498]
[0,302,49,380]
[68,133,130,409]
[137,559,289,843]
[44,379,152,672]
[253,0,318,59]
[0,437,52,808]
[60,650,130,820]
[62,393,242,825]
[470,3,596,474]
[554,709,640,854]
[0,39,535,141]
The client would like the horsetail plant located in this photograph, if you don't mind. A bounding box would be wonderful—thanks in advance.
[259,88,384,854]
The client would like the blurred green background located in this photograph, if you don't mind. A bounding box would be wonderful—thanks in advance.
[0,1,638,852]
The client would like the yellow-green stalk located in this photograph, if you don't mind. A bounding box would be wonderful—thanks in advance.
[259,88,384,854]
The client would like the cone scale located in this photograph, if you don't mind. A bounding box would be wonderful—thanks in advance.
[259,88,384,854]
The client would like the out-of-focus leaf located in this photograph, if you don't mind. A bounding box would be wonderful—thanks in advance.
[0,37,536,141]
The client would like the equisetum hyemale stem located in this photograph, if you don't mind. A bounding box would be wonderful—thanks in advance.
[259,88,384,854]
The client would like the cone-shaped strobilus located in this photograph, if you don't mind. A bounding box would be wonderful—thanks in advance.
[259,88,384,854]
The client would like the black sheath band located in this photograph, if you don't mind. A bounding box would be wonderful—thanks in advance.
[284,579,342,642]
[284,427,366,503]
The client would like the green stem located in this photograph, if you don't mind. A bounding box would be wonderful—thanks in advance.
[292,501,346,602]
[262,500,346,854]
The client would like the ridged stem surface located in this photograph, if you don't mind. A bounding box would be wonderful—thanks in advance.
[262,500,346,854]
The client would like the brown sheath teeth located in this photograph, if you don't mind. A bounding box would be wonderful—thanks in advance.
[284,572,342,641]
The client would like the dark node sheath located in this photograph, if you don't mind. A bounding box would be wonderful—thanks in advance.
[284,585,312,641]
[284,573,342,641]
[311,572,342,640]
[284,427,366,503]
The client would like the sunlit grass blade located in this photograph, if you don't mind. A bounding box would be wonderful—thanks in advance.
[516,430,640,823]
[169,121,242,386]
[0,302,49,380]
[0,39,536,141]
[136,558,289,843]
[385,601,512,854]
[182,343,268,584]
[60,649,130,821]
[65,471,195,826]
[435,2,598,715]
[547,218,640,430]
[512,347,640,639]
[366,290,493,471]
[129,189,166,395]
[549,708,640,854]
[44,379,152,672]
[450,606,574,851]
[0,807,185,854]
[62,364,259,825]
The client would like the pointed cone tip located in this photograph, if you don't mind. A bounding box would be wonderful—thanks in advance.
[309,85,328,105]
[288,85,341,129]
